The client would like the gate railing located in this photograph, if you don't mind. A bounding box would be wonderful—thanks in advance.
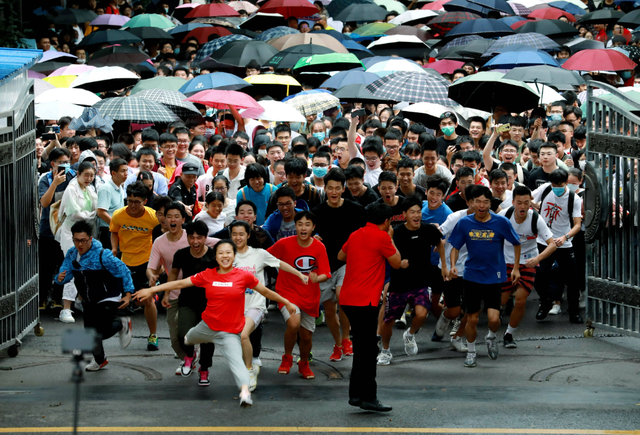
[585,81,640,337]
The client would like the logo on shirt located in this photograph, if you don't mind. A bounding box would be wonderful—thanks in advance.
[468,230,495,241]
[211,281,233,287]
[295,256,317,273]
[543,202,562,229]
[122,225,149,232]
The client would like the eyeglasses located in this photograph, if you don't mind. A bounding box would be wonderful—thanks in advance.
[177,140,190,144]
[128,199,144,205]
[386,145,400,150]
[213,187,226,192]
[277,201,294,207]
[72,238,91,245]
[313,163,328,168]
[162,145,178,150]
[364,156,379,162]
[275,171,286,177]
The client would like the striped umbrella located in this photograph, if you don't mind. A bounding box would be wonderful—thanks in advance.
[193,34,252,65]
[134,89,201,119]
[93,97,181,123]
[366,71,457,105]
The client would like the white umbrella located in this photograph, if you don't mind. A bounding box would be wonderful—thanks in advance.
[403,102,471,130]
[71,66,140,93]
[367,58,428,77]
[390,10,438,26]
[34,79,56,97]
[367,35,429,50]
[36,88,102,106]
[526,82,565,105]
[241,100,305,122]
[35,102,85,120]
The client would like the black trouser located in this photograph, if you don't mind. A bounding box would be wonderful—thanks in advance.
[341,304,379,403]
[177,305,214,370]
[573,231,586,293]
[250,322,263,358]
[83,301,122,364]
[38,236,64,303]
[99,227,112,250]
[534,244,580,315]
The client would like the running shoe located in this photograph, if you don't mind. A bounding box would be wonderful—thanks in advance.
[486,335,499,360]
[377,349,392,366]
[59,309,75,323]
[239,390,253,407]
[181,356,194,377]
[434,312,451,338]
[341,339,353,356]
[252,357,262,368]
[147,334,159,351]
[403,330,418,356]
[278,354,293,374]
[85,358,108,371]
[198,369,210,386]
[329,344,343,362]
[536,302,553,321]
[298,360,315,379]
[464,352,477,368]
[119,317,132,349]
[450,336,468,353]
[450,317,462,336]
[503,332,517,349]
[395,312,407,329]
[249,366,258,391]
[175,361,184,376]
[549,304,562,315]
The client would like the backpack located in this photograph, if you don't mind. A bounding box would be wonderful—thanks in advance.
[505,207,540,237]
[539,185,575,216]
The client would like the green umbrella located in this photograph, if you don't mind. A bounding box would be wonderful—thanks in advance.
[352,22,397,38]
[292,53,364,73]
[373,0,407,14]
[122,13,175,29]
[130,76,187,95]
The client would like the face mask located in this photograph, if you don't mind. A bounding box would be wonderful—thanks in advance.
[225,129,234,137]
[442,126,455,136]
[635,83,640,88]
[380,122,387,128]
[567,183,579,193]
[579,160,586,170]
[289,122,301,132]
[309,153,314,159]
[58,163,70,174]
[552,186,565,196]
[312,132,325,141]
[258,149,267,156]
[205,108,215,118]
[471,168,476,177]
[620,71,634,80]
[77,59,86,64]
[312,166,328,178]
[335,108,342,120]
[548,113,563,122]
[164,7,169,13]
[205,128,215,139]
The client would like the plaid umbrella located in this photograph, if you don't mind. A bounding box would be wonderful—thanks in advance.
[441,35,483,51]
[135,89,201,119]
[366,71,457,105]
[193,34,252,65]
[92,97,181,123]
[486,33,560,54]
[254,26,300,41]
[506,1,532,16]
[548,1,585,16]
[284,92,340,116]
[428,12,481,36]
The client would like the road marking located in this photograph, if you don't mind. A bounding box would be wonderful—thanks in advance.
[1,428,639,434]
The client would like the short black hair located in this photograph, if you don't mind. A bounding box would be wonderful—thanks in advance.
[512,185,532,198]
[109,158,128,173]
[266,141,284,153]
[284,157,308,176]
[366,202,393,225]
[235,199,257,215]
[500,162,516,174]
[401,194,423,212]
[142,129,159,143]
[292,144,309,159]
[462,150,482,164]
[275,186,296,201]
[159,133,178,146]
[384,129,402,142]
[205,191,225,204]
[226,144,245,158]
[126,181,149,199]
[212,174,230,189]
[397,159,415,171]
[456,166,474,180]
[324,167,346,185]
[111,143,132,162]
[420,134,438,153]
[408,122,427,136]
[294,210,317,225]
[489,169,508,183]
[71,220,93,236]
[426,175,450,194]
[153,195,173,213]
[136,147,157,160]
[378,171,397,185]
[49,147,71,162]
[470,185,492,201]
[165,201,187,218]
[440,111,457,124]
[274,124,291,136]
[185,220,209,237]
[540,142,558,153]
[549,168,569,184]
[228,219,252,235]
[362,137,384,156]
[79,137,98,151]
[344,165,364,180]
[245,163,268,184]
[509,115,527,129]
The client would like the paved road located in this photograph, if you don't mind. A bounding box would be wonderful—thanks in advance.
[1,300,639,435]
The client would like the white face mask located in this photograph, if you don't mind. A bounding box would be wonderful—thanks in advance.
[258,149,267,156]
[77,59,86,64]
[579,160,586,170]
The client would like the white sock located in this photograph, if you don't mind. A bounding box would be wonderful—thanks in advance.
[467,341,476,353]
[406,331,413,338]
[487,330,496,339]
[506,325,517,335]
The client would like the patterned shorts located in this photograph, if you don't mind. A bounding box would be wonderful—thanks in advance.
[501,264,536,294]
[383,287,432,322]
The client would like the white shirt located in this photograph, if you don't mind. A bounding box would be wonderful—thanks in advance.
[222,166,246,200]
[499,208,553,264]
[439,209,469,274]
[532,183,582,249]
[365,167,382,187]
[193,210,226,236]
[233,247,281,313]
[499,189,513,210]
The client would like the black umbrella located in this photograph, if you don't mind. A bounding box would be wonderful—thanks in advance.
[209,40,279,67]
[88,46,150,67]
[438,39,492,60]
[332,83,395,103]
[46,8,97,25]
[515,19,579,38]
[30,61,77,74]
[334,3,388,22]
[78,30,142,48]
[126,27,174,42]
[578,9,624,25]
[503,65,584,89]
[197,57,246,75]
[239,12,286,31]
[264,44,336,70]
[367,35,432,59]
[618,9,640,27]
[226,27,259,38]
[326,0,375,17]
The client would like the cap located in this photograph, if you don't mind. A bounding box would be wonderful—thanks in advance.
[182,163,199,175]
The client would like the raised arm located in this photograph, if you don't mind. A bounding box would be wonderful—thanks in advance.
[483,126,499,172]
[133,276,194,302]
[348,116,360,160]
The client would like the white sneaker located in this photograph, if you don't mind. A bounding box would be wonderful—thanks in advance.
[252,357,262,368]
[249,366,258,392]
[377,349,392,365]
[579,292,587,309]
[450,318,461,336]
[239,390,253,407]
[175,361,184,376]
[59,309,75,323]
[403,330,418,356]
[435,312,451,338]
[85,358,108,371]
[119,317,132,349]
[450,336,468,353]
[549,304,562,315]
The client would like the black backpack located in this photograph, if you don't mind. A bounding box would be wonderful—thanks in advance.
[504,207,541,237]
[539,185,575,216]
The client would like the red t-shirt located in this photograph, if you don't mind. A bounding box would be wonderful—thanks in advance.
[267,236,331,317]
[339,223,396,307]
[191,268,259,334]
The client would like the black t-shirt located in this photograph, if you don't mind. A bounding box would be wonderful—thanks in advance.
[446,192,467,212]
[528,167,552,190]
[312,200,366,272]
[490,197,502,212]
[152,224,164,242]
[343,185,379,208]
[367,196,406,225]
[389,222,443,293]
[397,185,427,201]
[436,136,457,157]
[168,179,197,221]
[173,246,216,312]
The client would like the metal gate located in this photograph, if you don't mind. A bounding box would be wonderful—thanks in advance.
[585,81,640,337]
[0,49,42,356]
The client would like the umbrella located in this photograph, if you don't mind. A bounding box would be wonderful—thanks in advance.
[577,9,624,25]
[131,77,191,94]
[292,53,364,73]
[446,18,515,40]
[311,29,352,41]
[448,71,540,112]
[88,46,150,67]
[282,89,333,102]
[499,16,528,26]
[90,14,130,27]
[77,30,142,48]
[46,8,97,25]
[528,7,576,21]
[254,26,300,42]
[321,70,380,89]
[374,0,408,13]
[482,50,560,69]
[525,82,566,105]
[39,51,77,63]
[618,9,640,28]
[49,65,96,77]
[469,0,514,13]
[185,4,240,18]
[428,12,482,35]
[241,100,306,121]
[193,34,252,65]
[179,72,251,96]
[93,97,181,123]
[209,40,279,67]
[68,107,114,133]
[334,3,388,22]
[126,27,174,42]
[444,0,492,16]
[367,35,431,58]
[35,102,85,120]
[42,75,77,88]
[422,0,453,11]
[390,10,439,26]
[243,74,302,98]
[264,44,336,69]
[507,0,533,15]
[515,19,579,38]
[503,65,584,89]
[438,38,493,59]
[326,0,375,17]
[367,58,429,76]
[167,22,212,37]
[36,87,102,106]
[186,90,262,110]
[563,37,605,53]
[351,23,397,39]
[71,66,140,93]
[134,89,201,118]
[284,91,340,116]
[384,26,433,42]
[366,71,457,105]
[548,1,585,16]
[181,27,233,44]
[441,35,484,51]
[402,102,470,130]
[34,79,56,96]
[332,83,395,103]
[28,71,46,79]
[562,48,637,71]
[229,1,259,13]
[269,33,348,53]
[425,59,465,74]
[259,0,318,17]
[239,12,286,32]
[122,14,175,29]
[485,33,560,54]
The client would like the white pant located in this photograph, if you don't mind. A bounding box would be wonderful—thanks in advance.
[62,279,77,302]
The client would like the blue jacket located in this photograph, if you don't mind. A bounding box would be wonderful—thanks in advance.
[262,208,304,241]
[58,239,135,304]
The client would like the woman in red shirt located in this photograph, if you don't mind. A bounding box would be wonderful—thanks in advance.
[135,239,297,408]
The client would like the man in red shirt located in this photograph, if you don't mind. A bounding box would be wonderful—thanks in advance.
[337,202,402,413]
[267,211,331,380]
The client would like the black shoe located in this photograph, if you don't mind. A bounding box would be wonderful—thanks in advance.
[359,400,392,412]
[569,314,584,324]
[348,398,361,407]
[536,303,552,321]
[431,330,443,342]
[503,333,517,349]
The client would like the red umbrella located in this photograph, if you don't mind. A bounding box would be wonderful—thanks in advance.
[185,4,240,18]
[186,90,261,110]
[510,19,536,29]
[428,12,481,35]
[562,49,637,71]
[528,8,576,23]
[182,27,233,44]
[259,0,318,17]
[422,0,451,10]
[425,59,465,74]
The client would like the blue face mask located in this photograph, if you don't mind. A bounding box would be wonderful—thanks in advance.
[380,122,387,128]
[312,166,328,178]
[548,113,563,122]
[290,122,302,132]
[471,168,476,177]
[313,132,325,141]
[205,108,215,118]
[620,71,634,80]
[58,163,70,174]
[309,153,314,159]
[552,186,565,196]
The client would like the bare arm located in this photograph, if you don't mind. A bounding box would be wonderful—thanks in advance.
[483,127,499,172]
[449,247,460,279]
[337,249,347,262]
[526,236,557,268]
[110,232,119,255]
[40,171,66,208]
[133,276,195,302]
[279,261,309,285]
[252,282,296,315]
[229,105,246,133]
[386,248,402,270]
[348,115,360,160]
[97,209,111,225]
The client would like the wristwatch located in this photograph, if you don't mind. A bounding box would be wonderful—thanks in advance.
[565,233,572,240]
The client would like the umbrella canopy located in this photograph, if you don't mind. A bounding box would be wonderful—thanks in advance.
[367,35,431,58]
[448,71,540,112]
[36,88,102,106]
[577,9,624,25]
[284,91,340,116]
[441,35,484,51]
[71,66,140,93]
[425,59,465,74]
[444,0,492,16]
[311,29,352,41]
[515,19,579,38]
[28,71,46,79]
[402,102,468,130]
[36,102,85,120]
[42,75,77,88]
[485,33,560,54]
[49,65,96,77]
[167,23,212,37]
[193,34,252,65]
[39,51,77,63]
[366,71,457,105]
[499,16,528,26]
[422,0,454,11]
[264,44,336,70]
[131,76,190,94]
[390,10,439,26]
[259,0,318,17]
[548,1,585,15]
[68,107,114,133]
[209,40,279,67]
[122,14,175,29]
[239,12,286,32]
[446,18,515,39]
[385,26,432,42]
[254,26,300,42]
[334,3,388,22]
[293,53,364,73]
[563,36,605,53]
[181,27,233,44]
[180,72,251,96]
[93,97,181,123]
[126,27,174,42]
[469,0,514,14]
[185,3,240,18]
[229,1,259,13]
[503,65,585,89]
[562,48,637,71]
[525,82,566,105]
[332,83,395,103]
[326,0,375,17]
[351,23,397,39]
[186,90,262,110]
[88,46,150,67]
[482,50,560,69]
[134,89,201,118]
[374,0,408,13]
[78,30,142,48]
[32,62,77,75]
[529,7,576,21]
[367,58,429,76]
[428,12,483,36]
[34,79,56,96]
[343,41,374,59]
[46,8,97,24]
[241,100,306,121]
[321,70,380,89]
[438,38,493,59]
[269,33,348,53]
[618,9,640,28]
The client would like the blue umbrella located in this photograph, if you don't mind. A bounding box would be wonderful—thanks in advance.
[342,40,373,54]
[193,34,251,65]
[254,26,300,42]
[311,30,352,41]
[468,0,514,14]
[33,5,63,15]
[549,1,586,16]
[179,72,251,96]
[498,16,527,26]
[361,55,397,69]
[282,89,332,102]
[444,0,491,16]
[446,18,514,39]
[321,70,380,89]
[167,23,211,36]
[482,50,560,69]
